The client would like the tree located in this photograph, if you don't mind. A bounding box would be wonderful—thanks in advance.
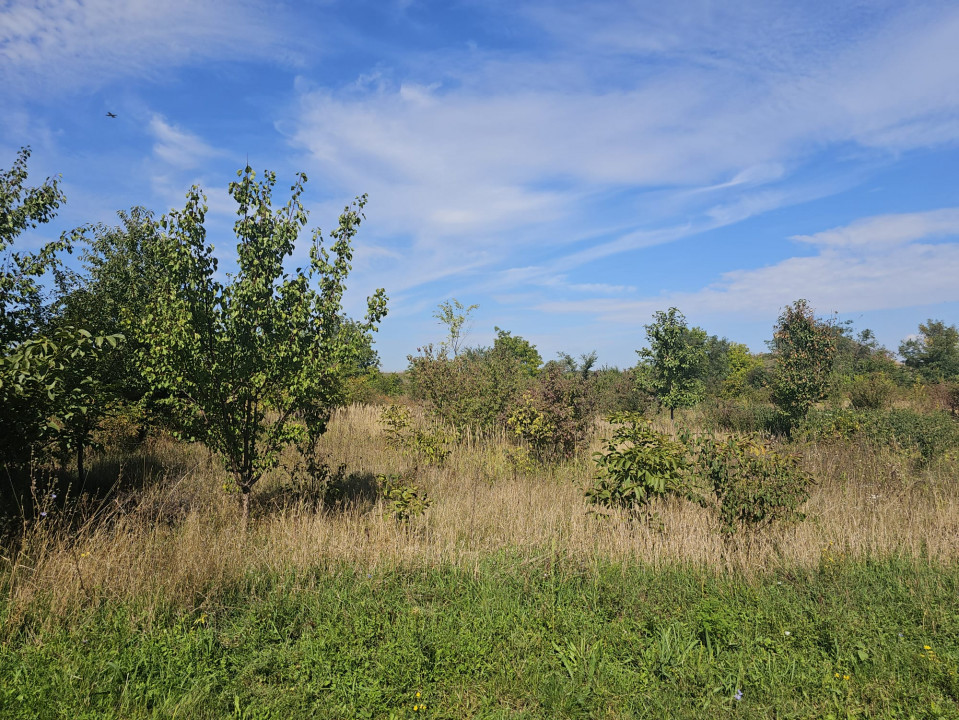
[434,298,478,357]
[1,147,67,348]
[899,320,959,382]
[638,308,707,419]
[140,166,387,528]
[492,327,542,376]
[770,299,837,428]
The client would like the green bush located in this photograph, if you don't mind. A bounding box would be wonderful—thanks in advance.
[705,400,790,436]
[685,433,813,538]
[507,365,593,460]
[380,404,451,467]
[802,408,959,462]
[586,413,687,512]
[849,372,895,410]
[377,470,433,522]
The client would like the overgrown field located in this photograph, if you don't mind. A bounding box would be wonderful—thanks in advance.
[2,405,959,718]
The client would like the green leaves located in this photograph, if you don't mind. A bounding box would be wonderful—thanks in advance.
[638,308,708,417]
[587,412,687,511]
[771,300,838,428]
[141,164,387,524]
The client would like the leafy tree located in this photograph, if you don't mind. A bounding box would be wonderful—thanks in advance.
[638,308,708,419]
[1,147,67,348]
[557,350,598,380]
[770,299,837,428]
[719,342,766,398]
[0,147,105,469]
[140,165,387,527]
[492,327,542,376]
[433,298,478,357]
[899,319,959,382]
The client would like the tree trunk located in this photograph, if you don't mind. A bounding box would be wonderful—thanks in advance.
[669,406,675,421]
[240,487,250,533]
[77,443,85,484]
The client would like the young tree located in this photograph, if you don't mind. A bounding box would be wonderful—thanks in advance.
[141,166,387,528]
[493,327,542,376]
[899,319,959,382]
[434,298,478,357]
[770,299,837,428]
[638,308,707,419]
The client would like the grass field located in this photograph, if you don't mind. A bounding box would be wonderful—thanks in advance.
[2,405,958,718]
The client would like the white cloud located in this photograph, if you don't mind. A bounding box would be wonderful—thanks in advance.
[0,0,289,93]
[149,115,223,170]
[792,209,959,249]
[536,208,959,321]
[287,2,959,296]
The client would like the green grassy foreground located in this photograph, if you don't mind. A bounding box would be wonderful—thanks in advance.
[2,556,958,719]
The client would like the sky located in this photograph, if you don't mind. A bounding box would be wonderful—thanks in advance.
[2,0,958,370]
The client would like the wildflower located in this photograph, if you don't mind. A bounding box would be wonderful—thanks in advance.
[416,692,421,698]
[40,511,47,517]
[50,494,57,500]
[834,673,840,678]
[734,689,743,701]
[784,631,791,636]
[924,645,932,650]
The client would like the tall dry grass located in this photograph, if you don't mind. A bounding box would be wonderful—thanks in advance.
[3,404,958,628]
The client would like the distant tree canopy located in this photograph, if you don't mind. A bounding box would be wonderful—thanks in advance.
[899,320,959,382]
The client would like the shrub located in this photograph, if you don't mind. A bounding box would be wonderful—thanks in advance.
[379,404,451,467]
[849,372,895,410]
[407,343,529,432]
[685,433,813,538]
[586,413,687,512]
[506,365,594,459]
[802,408,959,462]
[377,470,433,522]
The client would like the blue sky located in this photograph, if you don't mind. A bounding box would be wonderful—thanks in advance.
[3,0,958,370]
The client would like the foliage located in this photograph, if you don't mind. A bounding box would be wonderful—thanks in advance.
[770,299,837,429]
[899,319,959,382]
[506,364,594,459]
[0,147,67,348]
[719,343,768,398]
[638,308,708,418]
[379,404,451,467]
[589,366,657,416]
[587,413,687,512]
[0,327,123,469]
[407,339,530,432]
[801,408,959,463]
[0,147,123,472]
[685,432,813,538]
[140,165,387,526]
[493,326,542,376]
[377,470,433,522]
[433,297,479,358]
[848,372,895,410]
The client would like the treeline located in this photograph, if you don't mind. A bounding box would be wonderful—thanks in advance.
[2,146,958,517]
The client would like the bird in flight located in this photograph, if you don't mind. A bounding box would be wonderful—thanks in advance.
[106,112,117,118]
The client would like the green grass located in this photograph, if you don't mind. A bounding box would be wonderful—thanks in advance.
[2,556,958,719]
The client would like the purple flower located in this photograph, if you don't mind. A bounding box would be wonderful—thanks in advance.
[734,689,743,701]
[50,494,57,500]
[40,511,47,517]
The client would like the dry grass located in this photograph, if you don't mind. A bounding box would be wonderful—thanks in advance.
[4,404,958,626]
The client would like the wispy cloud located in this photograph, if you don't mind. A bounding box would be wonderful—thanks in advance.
[0,0,290,93]
[288,1,959,299]
[149,115,223,170]
[537,208,959,322]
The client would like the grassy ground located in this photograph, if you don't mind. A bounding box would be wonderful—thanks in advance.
[2,404,958,718]
[2,557,958,719]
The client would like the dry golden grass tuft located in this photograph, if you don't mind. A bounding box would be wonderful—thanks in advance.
[4,404,958,627]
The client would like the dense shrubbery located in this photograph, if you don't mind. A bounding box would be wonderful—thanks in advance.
[801,408,959,462]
